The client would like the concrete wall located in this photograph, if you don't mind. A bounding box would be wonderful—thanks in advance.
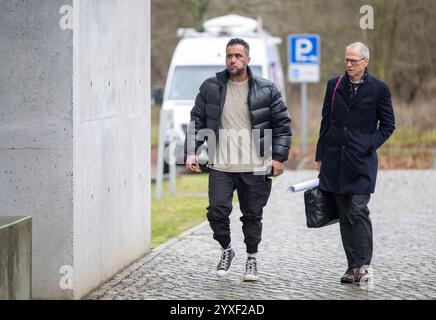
[0,0,151,299]
[72,0,151,299]
[0,0,74,299]
[0,217,32,300]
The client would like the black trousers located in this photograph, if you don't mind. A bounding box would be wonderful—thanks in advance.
[333,193,372,268]
[207,169,272,254]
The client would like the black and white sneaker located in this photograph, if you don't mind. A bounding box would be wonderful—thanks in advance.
[243,257,259,281]
[216,247,235,277]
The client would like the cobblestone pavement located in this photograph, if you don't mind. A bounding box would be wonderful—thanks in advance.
[87,170,436,300]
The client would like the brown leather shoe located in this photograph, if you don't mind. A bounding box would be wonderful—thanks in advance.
[340,268,358,283]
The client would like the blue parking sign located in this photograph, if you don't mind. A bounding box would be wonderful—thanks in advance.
[289,34,319,64]
[288,34,320,83]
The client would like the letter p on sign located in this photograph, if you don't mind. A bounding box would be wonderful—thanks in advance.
[296,39,313,62]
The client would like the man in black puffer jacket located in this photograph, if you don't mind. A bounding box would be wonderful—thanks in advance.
[185,38,292,281]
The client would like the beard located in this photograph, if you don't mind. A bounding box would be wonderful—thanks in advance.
[227,66,245,76]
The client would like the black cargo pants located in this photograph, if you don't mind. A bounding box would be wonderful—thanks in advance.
[334,193,373,268]
[207,169,272,254]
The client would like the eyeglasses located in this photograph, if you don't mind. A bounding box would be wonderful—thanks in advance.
[343,58,366,65]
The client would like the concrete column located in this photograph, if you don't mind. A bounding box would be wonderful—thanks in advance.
[0,217,32,300]
[0,0,151,299]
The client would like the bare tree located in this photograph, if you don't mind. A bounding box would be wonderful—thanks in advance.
[181,0,210,31]
[151,0,436,103]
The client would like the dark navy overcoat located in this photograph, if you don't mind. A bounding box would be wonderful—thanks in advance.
[315,73,395,194]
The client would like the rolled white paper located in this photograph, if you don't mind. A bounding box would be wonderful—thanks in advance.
[287,178,319,193]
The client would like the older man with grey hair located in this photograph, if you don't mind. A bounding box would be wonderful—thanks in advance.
[315,42,395,284]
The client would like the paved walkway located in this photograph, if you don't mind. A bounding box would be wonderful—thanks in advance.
[87,170,436,300]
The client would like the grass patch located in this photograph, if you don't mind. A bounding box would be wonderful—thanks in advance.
[151,172,241,249]
[292,131,320,147]
[292,128,436,149]
[387,128,436,147]
[152,193,209,248]
[151,173,208,248]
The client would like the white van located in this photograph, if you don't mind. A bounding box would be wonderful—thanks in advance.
[161,14,285,170]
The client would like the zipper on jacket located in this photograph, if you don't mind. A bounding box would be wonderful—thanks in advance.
[247,79,254,128]
[216,83,227,143]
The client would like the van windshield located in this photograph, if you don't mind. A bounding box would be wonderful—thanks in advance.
[168,65,262,100]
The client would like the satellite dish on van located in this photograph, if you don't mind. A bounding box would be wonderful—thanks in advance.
[203,15,258,35]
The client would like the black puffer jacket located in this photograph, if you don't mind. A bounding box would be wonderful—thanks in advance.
[185,67,292,162]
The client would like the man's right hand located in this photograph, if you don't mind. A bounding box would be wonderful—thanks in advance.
[186,154,201,173]
[316,161,322,172]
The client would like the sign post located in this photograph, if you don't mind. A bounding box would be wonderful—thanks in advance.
[156,109,176,200]
[288,34,320,155]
